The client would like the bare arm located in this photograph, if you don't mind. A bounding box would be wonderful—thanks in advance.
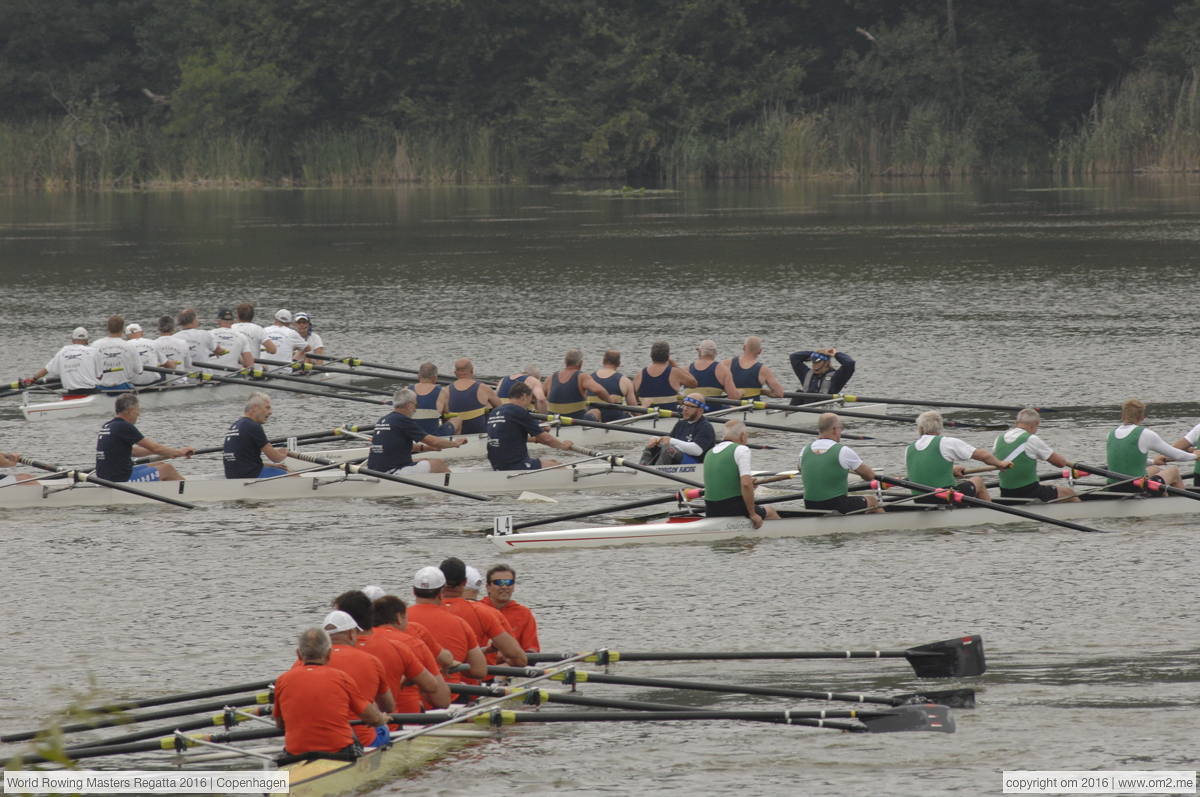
[480,383,503,408]
[621,376,638,408]
[533,432,574,451]
[435,647,454,669]
[672,366,698,389]
[970,448,1011,470]
[490,631,528,667]
[358,703,386,727]
[716,363,742,401]
[1047,452,1069,468]
[578,373,612,403]
[419,434,467,451]
[740,474,763,529]
[375,688,395,714]
[852,463,875,481]
[759,366,785,399]
[531,380,548,414]
[262,443,289,465]
[465,646,488,679]
[239,350,254,369]
[135,438,195,459]
[262,339,278,355]
[412,669,451,709]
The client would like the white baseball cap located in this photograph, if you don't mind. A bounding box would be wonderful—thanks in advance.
[465,566,485,593]
[275,309,292,322]
[413,566,446,590]
[72,327,89,340]
[361,585,386,601]
[125,323,142,335]
[321,610,362,634]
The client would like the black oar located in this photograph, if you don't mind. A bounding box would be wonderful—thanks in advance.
[308,352,500,382]
[1067,462,1200,502]
[565,443,703,488]
[705,396,1004,430]
[143,365,390,407]
[533,410,846,441]
[1,377,63,397]
[132,431,357,465]
[783,390,1061,413]
[12,727,283,765]
[477,492,683,533]
[5,693,271,742]
[17,457,201,510]
[62,705,273,751]
[584,403,832,438]
[877,474,1103,533]
[196,361,395,396]
[287,450,490,501]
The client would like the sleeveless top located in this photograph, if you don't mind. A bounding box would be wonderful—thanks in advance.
[546,370,588,418]
[703,443,744,502]
[728,358,763,397]
[589,371,627,422]
[412,385,444,435]
[800,441,850,502]
[993,430,1038,489]
[1105,426,1147,483]
[689,361,725,398]
[496,374,522,404]
[904,436,956,494]
[448,381,490,434]
[638,365,679,412]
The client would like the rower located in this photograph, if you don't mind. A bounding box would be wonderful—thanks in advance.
[633,340,697,413]
[463,566,487,599]
[0,452,38,487]
[367,387,467,476]
[260,310,310,372]
[789,348,856,404]
[334,590,451,713]
[640,393,716,466]
[152,316,190,375]
[486,381,574,470]
[210,308,254,370]
[447,358,502,434]
[406,567,489,684]
[125,324,166,386]
[906,411,1012,503]
[293,312,324,364]
[372,593,456,672]
[439,557,528,667]
[480,564,541,658]
[721,336,784,399]
[96,393,194,482]
[300,610,393,750]
[29,327,103,394]
[587,350,638,422]
[90,315,143,391]
[544,349,612,420]
[1105,399,1197,492]
[223,391,291,479]
[411,363,457,436]
[273,628,387,758]
[702,420,780,529]
[231,302,277,359]
[800,412,882,514]
[174,308,228,373]
[993,409,1079,503]
[1167,422,1200,487]
[688,340,741,402]
[496,366,548,413]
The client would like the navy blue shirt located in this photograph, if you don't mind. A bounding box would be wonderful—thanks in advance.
[224,416,269,478]
[367,411,428,472]
[487,403,544,470]
[96,417,144,481]
[669,417,716,458]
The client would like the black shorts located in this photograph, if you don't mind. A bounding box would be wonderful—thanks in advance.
[999,482,1059,503]
[914,480,977,505]
[804,495,868,514]
[705,495,750,518]
[1107,475,1165,496]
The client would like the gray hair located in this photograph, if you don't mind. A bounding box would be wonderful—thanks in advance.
[697,339,717,357]
[297,627,332,661]
[244,391,271,413]
[565,349,583,367]
[722,419,747,440]
[1016,408,1041,426]
[916,410,943,435]
[392,387,416,407]
[157,314,175,334]
[114,393,140,414]
[521,365,541,379]
[177,308,198,327]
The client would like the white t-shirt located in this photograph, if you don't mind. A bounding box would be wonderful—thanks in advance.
[301,331,324,352]
[994,427,1054,462]
[129,339,163,385]
[803,437,864,470]
[710,440,752,475]
[175,328,220,368]
[210,327,252,369]
[90,337,144,387]
[1113,424,1197,462]
[913,434,977,463]
[154,335,191,372]
[261,324,308,368]
[231,322,270,356]
[1183,423,1200,447]
[44,344,104,390]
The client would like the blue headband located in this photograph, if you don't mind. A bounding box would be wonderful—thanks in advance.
[682,396,709,411]
[811,353,830,363]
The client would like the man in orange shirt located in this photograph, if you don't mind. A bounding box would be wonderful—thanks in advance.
[334,590,451,713]
[406,566,488,684]
[439,558,528,668]
[273,628,386,757]
[303,610,394,748]
[481,563,541,657]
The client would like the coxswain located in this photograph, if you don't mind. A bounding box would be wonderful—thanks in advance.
[273,628,387,758]
[0,452,38,487]
[789,348,856,404]
[293,312,324,365]
[586,350,639,422]
[372,594,455,673]
[447,358,502,434]
[800,413,882,514]
[299,610,393,749]
[992,409,1079,503]
[640,393,716,465]
[702,420,780,529]
[96,393,194,482]
[210,308,254,370]
[633,341,697,413]
[260,310,310,372]
[333,591,451,713]
[125,324,166,386]
[544,349,612,420]
[90,315,143,391]
[231,303,277,359]
[1105,399,1197,492]
[486,381,574,470]
[480,564,541,657]
[688,341,741,402]
[174,308,228,373]
[367,387,467,475]
[438,558,528,667]
[29,327,103,394]
[721,336,784,399]
[906,411,1012,503]
[406,567,489,684]
[152,316,190,375]
[223,391,291,479]
[496,366,548,413]
[411,363,457,436]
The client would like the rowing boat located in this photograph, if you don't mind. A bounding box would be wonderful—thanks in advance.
[488,493,1200,550]
[0,462,701,509]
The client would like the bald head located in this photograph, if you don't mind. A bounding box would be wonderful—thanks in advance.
[455,358,474,376]
[686,392,705,404]
[817,412,842,436]
[744,336,762,354]
[723,419,747,441]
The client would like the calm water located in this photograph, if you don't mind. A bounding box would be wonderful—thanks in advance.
[1,176,1198,795]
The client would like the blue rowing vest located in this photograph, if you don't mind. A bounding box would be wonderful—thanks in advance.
[589,371,626,422]
[448,381,490,434]
[638,365,679,412]
[412,385,444,435]
[688,361,725,399]
[547,370,588,418]
[497,375,522,403]
[728,358,763,397]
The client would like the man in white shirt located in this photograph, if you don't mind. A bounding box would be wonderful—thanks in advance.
[210,308,254,370]
[293,312,323,365]
[29,327,104,393]
[702,420,781,529]
[905,411,1012,503]
[153,316,191,378]
[1106,399,1197,491]
[1168,422,1200,487]
[800,412,882,514]
[231,302,276,361]
[174,308,227,373]
[992,409,1078,503]
[260,310,309,372]
[90,315,143,391]
[125,323,166,386]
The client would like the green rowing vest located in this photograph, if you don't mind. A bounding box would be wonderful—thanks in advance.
[1105,426,1147,483]
[800,441,850,502]
[994,430,1037,490]
[905,436,955,495]
[704,443,744,502]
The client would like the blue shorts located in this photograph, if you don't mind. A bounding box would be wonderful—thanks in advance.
[500,457,542,471]
[127,464,161,483]
[100,383,136,393]
[258,466,288,478]
[437,421,457,436]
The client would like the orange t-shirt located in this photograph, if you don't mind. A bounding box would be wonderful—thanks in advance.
[481,598,541,658]
[377,625,441,712]
[443,596,510,647]
[291,644,389,746]
[273,663,367,755]
[404,620,443,659]
[356,631,428,716]
[406,603,478,683]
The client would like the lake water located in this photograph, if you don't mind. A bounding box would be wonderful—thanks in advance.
[1,176,1198,795]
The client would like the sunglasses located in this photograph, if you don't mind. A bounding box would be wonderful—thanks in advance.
[490,578,515,586]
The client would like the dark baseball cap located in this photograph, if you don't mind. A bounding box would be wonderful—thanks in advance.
[216,308,234,321]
